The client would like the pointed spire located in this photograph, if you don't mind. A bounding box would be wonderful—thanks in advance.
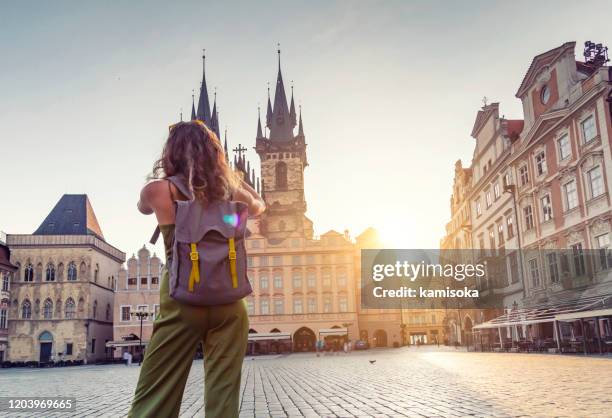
[196,49,212,124]
[260,179,265,199]
[269,44,293,141]
[289,82,297,128]
[298,105,305,136]
[265,83,272,128]
[180,108,183,122]
[256,106,263,138]
[256,177,260,194]
[191,90,196,121]
[210,88,220,138]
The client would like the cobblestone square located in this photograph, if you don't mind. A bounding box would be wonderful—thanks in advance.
[1,347,611,417]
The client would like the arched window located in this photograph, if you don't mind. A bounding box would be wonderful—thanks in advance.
[92,300,98,318]
[275,161,288,189]
[22,299,32,319]
[94,264,99,283]
[24,263,34,282]
[43,298,53,319]
[46,263,56,282]
[106,303,111,321]
[65,298,76,319]
[55,299,62,316]
[67,262,77,281]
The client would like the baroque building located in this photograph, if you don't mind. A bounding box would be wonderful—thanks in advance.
[441,41,612,352]
[6,195,125,363]
[0,235,17,361]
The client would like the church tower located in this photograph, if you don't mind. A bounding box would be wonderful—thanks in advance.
[255,48,313,240]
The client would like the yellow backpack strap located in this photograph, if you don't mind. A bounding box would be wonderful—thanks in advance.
[228,238,238,288]
[188,243,200,292]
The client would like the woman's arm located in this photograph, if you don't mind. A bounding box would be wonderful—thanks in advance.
[137,180,176,224]
[233,179,266,216]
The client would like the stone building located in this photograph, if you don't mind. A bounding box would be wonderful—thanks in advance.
[108,246,162,360]
[6,194,125,363]
[0,235,18,361]
[442,41,612,350]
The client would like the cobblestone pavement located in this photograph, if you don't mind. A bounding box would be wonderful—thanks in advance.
[1,347,611,417]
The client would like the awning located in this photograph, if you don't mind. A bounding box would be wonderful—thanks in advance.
[318,328,348,337]
[247,332,291,341]
[473,294,611,330]
[556,308,612,321]
[106,340,150,348]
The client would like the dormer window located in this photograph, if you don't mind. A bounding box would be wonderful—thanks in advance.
[540,85,550,104]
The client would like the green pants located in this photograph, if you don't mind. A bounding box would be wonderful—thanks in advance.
[128,270,249,418]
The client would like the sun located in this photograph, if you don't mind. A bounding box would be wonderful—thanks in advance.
[376,219,417,249]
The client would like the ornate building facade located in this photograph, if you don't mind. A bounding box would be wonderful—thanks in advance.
[6,195,125,363]
[441,41,612,348]
[0,236,17,361]
[108,246,162,359]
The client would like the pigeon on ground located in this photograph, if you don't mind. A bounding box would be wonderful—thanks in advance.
[369,360,376,364]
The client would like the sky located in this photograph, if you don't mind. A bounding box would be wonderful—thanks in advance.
[1,0,612,258]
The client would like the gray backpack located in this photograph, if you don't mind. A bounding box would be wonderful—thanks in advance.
[150,175,252,306]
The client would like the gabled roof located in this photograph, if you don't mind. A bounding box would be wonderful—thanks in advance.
[33,194,104,239]
[515,42,575,98]
[470,103,499,138]
[0,243,17,272]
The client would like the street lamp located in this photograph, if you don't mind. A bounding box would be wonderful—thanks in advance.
[131,310,150,365]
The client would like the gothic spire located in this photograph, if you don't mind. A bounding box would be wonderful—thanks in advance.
[298,105,305,137]
[190,90,196,121]
[210,89,220,138]
[196,50,212,124]
[269,45,293,141]
[289,83,297,128]
[265,84,272,129]
[224,128,229,162]
[256,106,263,138]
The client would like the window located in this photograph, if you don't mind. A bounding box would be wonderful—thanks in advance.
[275,161,288,189]
[596,234,612,271]
[293,299,303,314]
[497,223,504,245]
[339,297,348,312]
[529,259,540,287]
[260,275,269,290]
[323,297,332,313]
[306,254,315,264]
[91,338,96,354]
[587,166,604,198]
[563,180,578,210]
[547,253,560,284]
[519,165,529,186]
[523,206,534,230]
[0,309,7,329]
[308,298,317,313]
[506,216,514,239]
[274,299,284,314]
[247,257,254,268]
[24,264,34,282]
[504,172,512,188]
[581,115,596,143]
[558,134,570,160]
[493,183,500,200]
[485,190,492,208]
[260,256,269,266]
[153,304,160,319]
[22,300,32,319]
[137,305,148,318]
[571,243,586,276]
[272,256,282,266]
[291,239,300,248]
[488,229,495,250]
[2,273,8,291]
[475,200,482,217]
[140,277,147,286]
[322,269,331,287]
[65,343,73,355]
[535,152,546,176]
[541,195,553,221]
[45,263,55,282]
[250,239,261,249]
[120,305,131,322]
[509,253,519,284]
[273,273,283,289]
[292,255,301,265]
[292,271,302,289]
[43,299,53,319]
[128,278,137,286]
[307,270,316,288]
[337,269,347,287]
[65,298,76,319]
[245,299,254,315]
[260,299,269,315]
[540,85,550,104]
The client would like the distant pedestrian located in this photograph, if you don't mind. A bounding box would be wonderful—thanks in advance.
[348,340,352,353]
[343,341,348,354]
[123,351,129,366]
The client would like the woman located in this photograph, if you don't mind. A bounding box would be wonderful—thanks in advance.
[129,120,265,418]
